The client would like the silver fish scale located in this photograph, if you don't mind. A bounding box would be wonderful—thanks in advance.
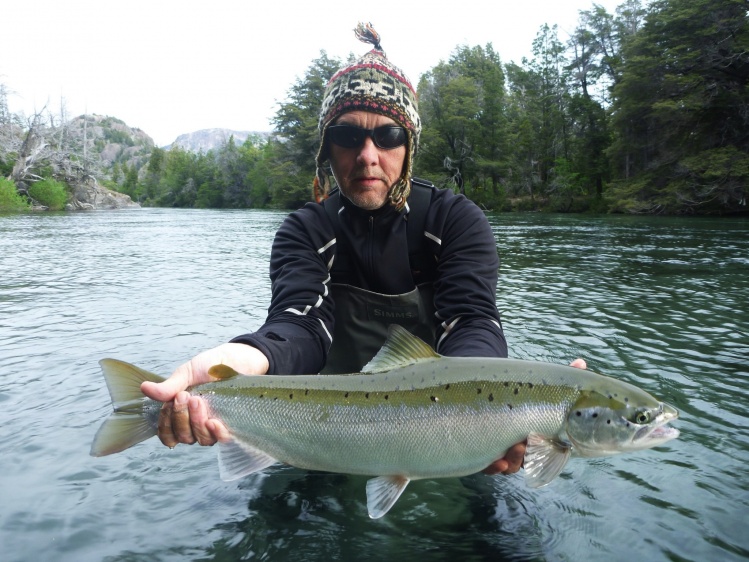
[201,375,580,479]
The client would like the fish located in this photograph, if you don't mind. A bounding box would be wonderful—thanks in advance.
[91,324,679,519]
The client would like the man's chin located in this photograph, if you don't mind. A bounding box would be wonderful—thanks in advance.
[342,190,388,211]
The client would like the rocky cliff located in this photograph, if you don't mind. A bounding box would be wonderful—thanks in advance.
[65,178,140,210]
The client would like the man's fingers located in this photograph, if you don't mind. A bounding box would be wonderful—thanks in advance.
[172,391,196,444]
[206,419,232,443]
[570,358,587,369]
[501,442,525,474]
[189,397,217,446]
[157,402,178,448]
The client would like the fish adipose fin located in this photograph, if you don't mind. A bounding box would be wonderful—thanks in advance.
[218,439,278,482]
[366,475,411,519]
[90,359,165,457]
[523,432,572,488]
[362,324,439,373]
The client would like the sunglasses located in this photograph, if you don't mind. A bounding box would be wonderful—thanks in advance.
[327,125,408,150]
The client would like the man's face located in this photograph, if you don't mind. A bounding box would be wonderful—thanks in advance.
[328,111,407,211]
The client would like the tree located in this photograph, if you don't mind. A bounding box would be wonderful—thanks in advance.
[504,25,570,204]
[417,44,508,205]
[608,0,749,213]
[272,50,342,206]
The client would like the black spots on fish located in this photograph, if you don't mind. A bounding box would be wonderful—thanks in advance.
[305,389,310,396]
[576,411,582,417]
[444,384,451,390]
[513,387,519,395]
[430,395,439,402]
[592,413,598,418]
[624,397,629,403]
[384,394,389,400]
[488,393,494,402]
[527,383,534,389]
[507,403,513,410]
[344,392,350,398]
[365,392,370,399]
[607,419,612,424]
[476,388,482,395]
[289,393,294,400]
[503,382,510,388]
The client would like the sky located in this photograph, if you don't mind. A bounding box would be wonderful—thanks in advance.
[2,0,623,147]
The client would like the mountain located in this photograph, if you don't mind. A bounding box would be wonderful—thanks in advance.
[167,128,271,152]
[68,114,155,173]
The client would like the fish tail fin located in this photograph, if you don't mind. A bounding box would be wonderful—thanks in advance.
[90,359,165,457]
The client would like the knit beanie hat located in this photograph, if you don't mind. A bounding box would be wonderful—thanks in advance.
[314,22,421,210]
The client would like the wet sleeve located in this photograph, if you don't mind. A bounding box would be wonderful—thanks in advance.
[230,205,335,374]
[430,194,508,358]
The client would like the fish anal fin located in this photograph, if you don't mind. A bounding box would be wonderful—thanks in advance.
[523,432,572,488]
[365,475,410,519]
[362,325,439,373]
[217,438,278,481]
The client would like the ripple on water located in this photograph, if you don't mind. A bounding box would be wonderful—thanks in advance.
[1,210,748,561]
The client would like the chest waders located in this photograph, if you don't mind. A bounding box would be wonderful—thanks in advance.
[321,181,438,374]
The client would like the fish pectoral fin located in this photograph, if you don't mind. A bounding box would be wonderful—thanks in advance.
[217,438,278,482]
[523,432,572,488]
[365,475,411,519]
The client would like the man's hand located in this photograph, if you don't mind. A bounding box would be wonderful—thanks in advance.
[140,343,269,448]
[482,357,588,475]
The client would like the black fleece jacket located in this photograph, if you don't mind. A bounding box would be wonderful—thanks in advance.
[231,183,507,374]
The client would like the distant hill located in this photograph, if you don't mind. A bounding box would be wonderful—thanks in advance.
[64,117,272,182]
[68,114,155,174]
[167,128,271,152]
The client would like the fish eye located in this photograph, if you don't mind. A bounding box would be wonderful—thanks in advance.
[633,410,651,424]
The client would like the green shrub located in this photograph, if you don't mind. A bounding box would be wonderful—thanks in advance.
[28,178,69,210]
[0,178,30,211]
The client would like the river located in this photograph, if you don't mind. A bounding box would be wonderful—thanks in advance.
[1,208,747,561]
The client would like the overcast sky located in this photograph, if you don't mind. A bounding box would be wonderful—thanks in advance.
[3,0,623,147]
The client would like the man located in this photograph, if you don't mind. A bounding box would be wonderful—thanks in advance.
[142,23,569,475]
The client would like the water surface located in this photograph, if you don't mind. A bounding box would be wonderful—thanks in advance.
[1,209,747,561]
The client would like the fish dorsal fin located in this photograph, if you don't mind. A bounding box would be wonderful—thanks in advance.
[366,475,411,519]
[208,364,243,380]
[362,325,439,373]
[217,438,278,481]
[523,432,572,488]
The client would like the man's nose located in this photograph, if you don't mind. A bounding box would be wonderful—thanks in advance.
[355,137,379,165]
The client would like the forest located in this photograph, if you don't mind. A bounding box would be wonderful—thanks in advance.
[1,0,747,215]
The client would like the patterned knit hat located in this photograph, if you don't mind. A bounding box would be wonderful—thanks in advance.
[314,22,421,209]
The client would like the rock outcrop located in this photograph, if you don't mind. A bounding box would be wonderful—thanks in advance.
[66,179,140,210]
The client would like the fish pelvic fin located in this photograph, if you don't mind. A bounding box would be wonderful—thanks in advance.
[365,475,411,519]
[90,359,165,457]
[362,324,439,373]
[217,439,278,481]
[523,432,572,488]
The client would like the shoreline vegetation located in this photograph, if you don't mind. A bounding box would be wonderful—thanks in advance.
[2,0,747,216]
